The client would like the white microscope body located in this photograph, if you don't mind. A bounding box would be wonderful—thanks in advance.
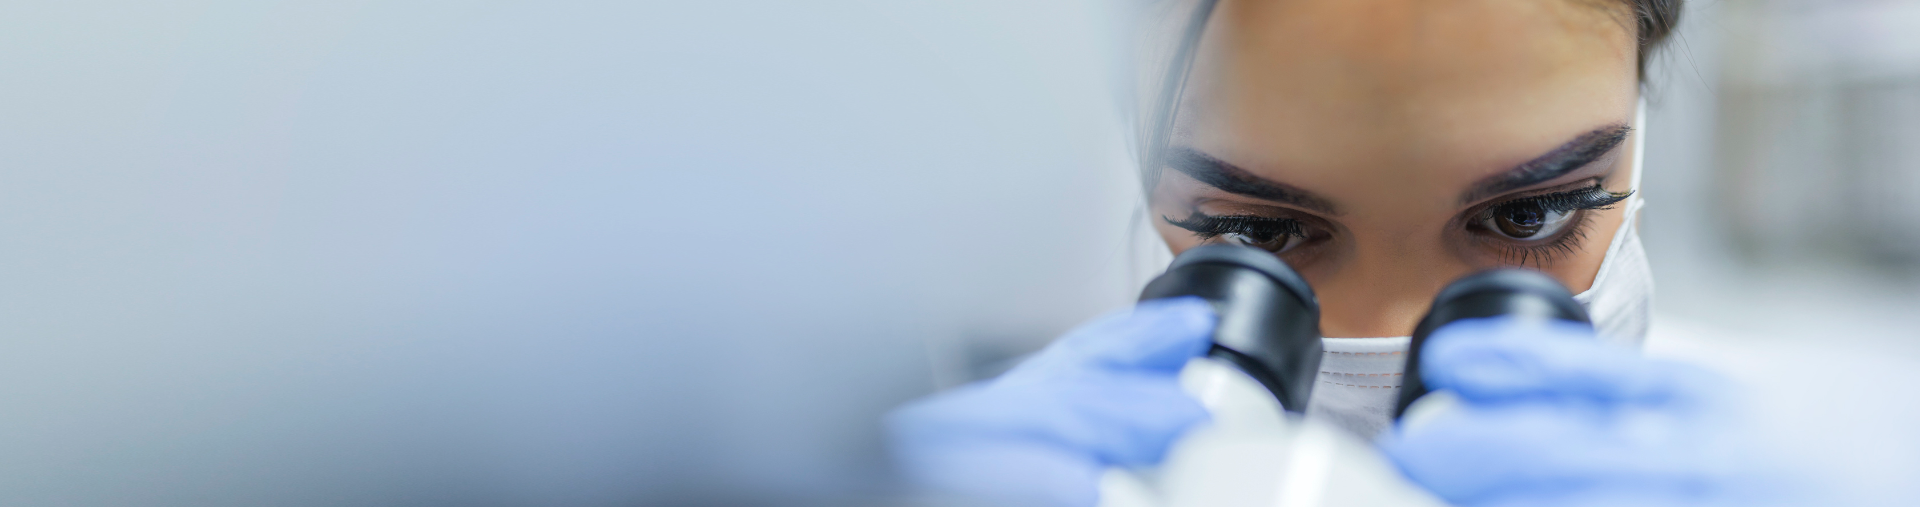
[1097,357,1449,507]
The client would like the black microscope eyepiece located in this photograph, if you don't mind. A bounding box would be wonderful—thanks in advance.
[1393,269,1592,418]
[1138,244,1322,412]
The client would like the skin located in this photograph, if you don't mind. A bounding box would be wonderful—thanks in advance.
[1150,0,1642,337]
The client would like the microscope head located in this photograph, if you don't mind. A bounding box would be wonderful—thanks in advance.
[1395,269,1592,418]
[1139,244,1322,412]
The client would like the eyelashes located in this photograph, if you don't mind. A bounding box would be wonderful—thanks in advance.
[1163,212,1304,242]
[1476,184,1631,221]
[1162,182,1630,267]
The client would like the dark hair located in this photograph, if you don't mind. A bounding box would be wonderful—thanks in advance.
[1134,0,1683,193]
[1629,0,1684,77]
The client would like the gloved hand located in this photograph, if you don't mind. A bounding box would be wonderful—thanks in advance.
[885,297,1216,507]
[1378,317,1793,507]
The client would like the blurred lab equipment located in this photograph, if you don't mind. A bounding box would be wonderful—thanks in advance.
[1714,0,1920,267]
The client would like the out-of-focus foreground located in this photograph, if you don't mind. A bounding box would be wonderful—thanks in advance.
[0,1,1917,506]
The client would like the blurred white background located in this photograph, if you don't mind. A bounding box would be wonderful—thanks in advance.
[0,1,1143,505]
[1638,2,1920,501]
[1641,0,1920,358]
[2,0,1918,506]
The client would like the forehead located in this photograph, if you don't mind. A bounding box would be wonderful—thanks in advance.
[1175,0,1638,202]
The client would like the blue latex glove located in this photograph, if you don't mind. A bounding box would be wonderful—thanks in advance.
[1379,317,1793,507]
[885,297,1216,507]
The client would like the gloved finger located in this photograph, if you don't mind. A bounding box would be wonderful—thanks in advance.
[1421,317,1729,405]
[1038,374,1211,466]
[1381,400,1767,507]
[1002,297,1215,381]
[887,372,1208,468]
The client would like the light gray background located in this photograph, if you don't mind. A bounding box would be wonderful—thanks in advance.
[0,1,1139,505]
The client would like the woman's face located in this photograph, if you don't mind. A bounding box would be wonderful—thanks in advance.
[1151,0,1641,337]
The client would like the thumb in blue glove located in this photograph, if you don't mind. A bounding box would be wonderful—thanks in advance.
[886,297,1216,507]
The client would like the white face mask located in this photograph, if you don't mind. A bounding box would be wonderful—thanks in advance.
[1570,98,1654,347]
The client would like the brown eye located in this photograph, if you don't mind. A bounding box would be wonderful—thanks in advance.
[1480,202,1573,240]
[1224,231,1305,253]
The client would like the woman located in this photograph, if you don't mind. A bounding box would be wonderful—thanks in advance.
[1133,0,1662,438]
[890,0,1701,505]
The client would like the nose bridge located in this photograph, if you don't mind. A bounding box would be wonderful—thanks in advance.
[1314,223,1473,337]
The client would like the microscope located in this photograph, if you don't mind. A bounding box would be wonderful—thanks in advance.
[1099,244,1592,507]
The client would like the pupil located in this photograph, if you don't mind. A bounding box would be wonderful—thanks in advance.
[1496,203,1546,237]
[1504,204,1543,226]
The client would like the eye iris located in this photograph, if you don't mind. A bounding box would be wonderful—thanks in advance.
[1496,203,1546,237]
[1243,229,1280,244]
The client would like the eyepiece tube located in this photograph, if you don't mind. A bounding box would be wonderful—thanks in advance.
[1138,245,1322,412]
[1393,269,1592,418]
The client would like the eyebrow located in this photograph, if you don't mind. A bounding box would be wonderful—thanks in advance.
[1167,147,1342,215]
[1459,124,1632,204]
